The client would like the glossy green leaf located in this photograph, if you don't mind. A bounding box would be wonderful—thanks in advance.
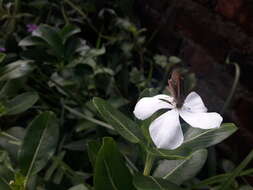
[93,97,141,143]
[148,123,237,159]
[133,174,185,190]
[19,112,59,177]
[87,140,101,168]
[5,92,39,115]
[154,149,208,185]
[60,25,81,44]
[0,79,25,99]
[68,184,89,190]
[0,60,34,81]
[94,137,136,190]
[18,36,48,47]
[33,25,64,58]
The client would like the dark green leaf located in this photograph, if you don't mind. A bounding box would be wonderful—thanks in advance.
[94,137,136,190]
[60,25,81,44]
[0,60,34,81]
[5,92,39,115]
[33,25,64,58]
[93,97,141,143]
[87,140,102,168]
[19,111,59,176]
[154,149,208,185]
[133,174,186,190]
[68,184,89,190]
[19,36,48,47]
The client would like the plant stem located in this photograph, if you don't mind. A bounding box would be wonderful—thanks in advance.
[143,153,154,176]
[218,149,253,190]
[14,0,20,14]
[221,62,240,114]
[64,0,115,41]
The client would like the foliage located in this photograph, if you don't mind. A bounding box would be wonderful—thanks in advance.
[0,0,251,190]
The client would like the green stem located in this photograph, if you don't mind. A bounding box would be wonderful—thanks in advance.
[218,149,253,190]
[63,0,115,41]
[14,0,20,14]
[143,153,154,176]
[221,62,240,114]
[64,0,87,18]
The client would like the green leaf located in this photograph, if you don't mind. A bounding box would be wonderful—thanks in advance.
[18,36,48,47]
[94,137,136,190]
[33,25,64,58]
[0,79,25,99]
[60,25,81,44]
[87,140,101,168]
[154,149,208,185]
[93,97,141,143]
[19,112,59,177]
[68,184,89,190]
[148,123,237,159]
[5,92,39,115]
[133,174,186,190]
[0,60,34,81]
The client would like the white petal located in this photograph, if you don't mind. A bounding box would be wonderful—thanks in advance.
[182,92,207,113]
[133,94,174,120]
[149,109,183,149]
[179,109,223,129]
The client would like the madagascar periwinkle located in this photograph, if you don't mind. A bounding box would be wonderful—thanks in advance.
[134,70,223,149]
[0,47,6,52]
[26,24,38,33]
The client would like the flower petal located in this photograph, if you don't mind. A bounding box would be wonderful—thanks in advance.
[179,109,223,129]
[133,94,174,120]
[149,109,183,149]
[182,92,207,113]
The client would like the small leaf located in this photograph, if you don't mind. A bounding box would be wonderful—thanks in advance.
[154,149,208,185]
[19,112,59,176]
[94,137,136,190]
[133,174,186,190]
[5,92,39,115]
[0,60,34,81]
[93,97,141,143]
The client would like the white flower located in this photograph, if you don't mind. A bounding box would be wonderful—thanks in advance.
[133,92,223,150]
